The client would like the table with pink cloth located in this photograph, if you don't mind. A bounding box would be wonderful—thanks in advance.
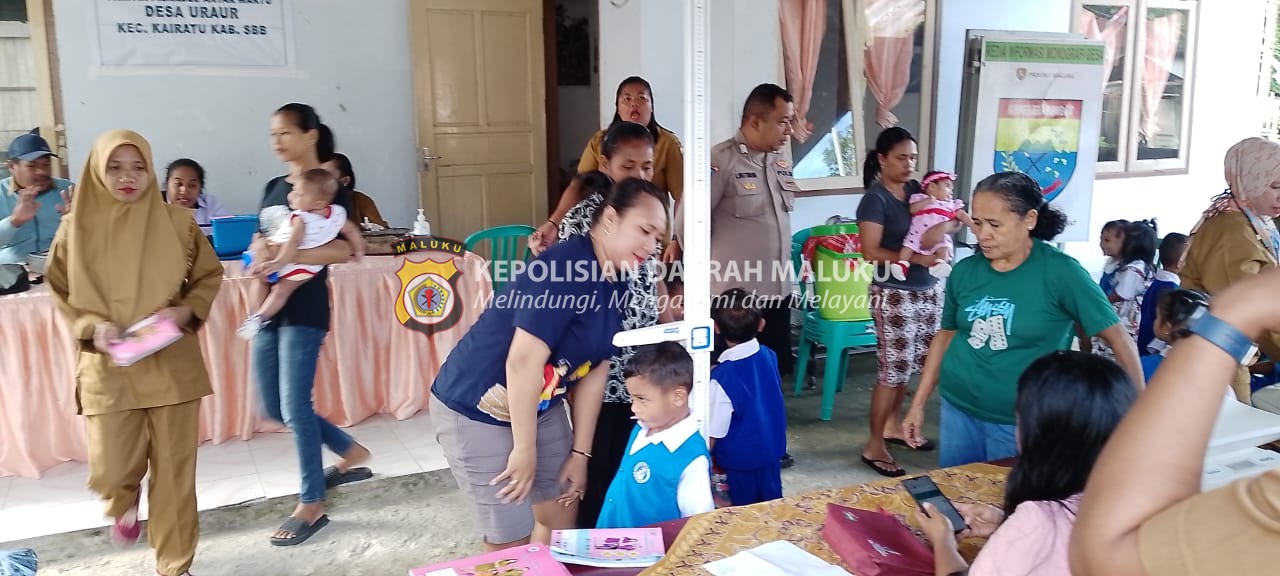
[0,254,492,478]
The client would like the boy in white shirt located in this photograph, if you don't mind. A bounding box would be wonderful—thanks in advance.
[596,342,714,528]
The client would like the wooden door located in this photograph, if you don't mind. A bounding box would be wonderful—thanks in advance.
[410,0,547,240]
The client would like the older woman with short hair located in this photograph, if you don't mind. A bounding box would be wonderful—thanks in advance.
[901,172,1144,468]
[1179,137,1280,403]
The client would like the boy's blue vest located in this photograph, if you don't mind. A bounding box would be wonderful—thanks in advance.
[710,346,787,471]
[597,423,708,529]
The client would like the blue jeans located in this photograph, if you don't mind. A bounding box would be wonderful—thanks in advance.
[938,399,1018,468]
[253,325,353,503]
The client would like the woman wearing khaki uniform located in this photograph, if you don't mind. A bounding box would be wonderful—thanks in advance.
[1179,137,1280,404]
[47,130,223,576]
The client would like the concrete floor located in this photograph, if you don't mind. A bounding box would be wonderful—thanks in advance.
[7,351,942,575]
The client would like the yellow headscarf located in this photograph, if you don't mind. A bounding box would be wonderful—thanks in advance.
[63,130,188,328]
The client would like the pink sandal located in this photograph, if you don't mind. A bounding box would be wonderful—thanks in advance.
[110,500,141,547]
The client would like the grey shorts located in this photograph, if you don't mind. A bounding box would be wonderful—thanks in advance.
[430,394,573,544]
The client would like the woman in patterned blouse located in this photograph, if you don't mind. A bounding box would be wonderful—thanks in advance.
[555,121,671,528]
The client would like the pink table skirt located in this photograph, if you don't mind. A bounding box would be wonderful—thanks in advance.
[0,254,491,478]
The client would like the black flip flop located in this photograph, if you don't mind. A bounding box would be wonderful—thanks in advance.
[861,456,906,478]
[324,465,373,488]
[885,437,935,452]
[269,514,329,547]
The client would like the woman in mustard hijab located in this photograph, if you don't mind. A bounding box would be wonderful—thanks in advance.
[46,130,223,576]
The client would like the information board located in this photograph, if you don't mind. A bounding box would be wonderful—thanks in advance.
[93,0,291,69]
[956,31,1106,242]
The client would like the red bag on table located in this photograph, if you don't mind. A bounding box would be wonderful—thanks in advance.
[821,503,934,576]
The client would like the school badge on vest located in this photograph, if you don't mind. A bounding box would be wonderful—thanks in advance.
[632,461,651,484]
[395,257,464,337]
[993,98,1080,202]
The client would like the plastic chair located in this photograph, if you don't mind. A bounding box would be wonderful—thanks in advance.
[464,224,535,291]
[791,227,878,421]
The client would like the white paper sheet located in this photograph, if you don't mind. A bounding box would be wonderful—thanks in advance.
[702,541,851,576]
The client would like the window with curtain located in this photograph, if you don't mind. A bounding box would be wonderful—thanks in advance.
[1074,0,1198,175]
[781,0,935,190]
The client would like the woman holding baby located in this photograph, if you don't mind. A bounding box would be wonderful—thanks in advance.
[855,127,946,477]
[246,103,371,547]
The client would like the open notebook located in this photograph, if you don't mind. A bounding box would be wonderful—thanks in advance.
[1202,394,1280,491]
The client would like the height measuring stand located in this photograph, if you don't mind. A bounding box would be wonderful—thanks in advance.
[612,0,715,445]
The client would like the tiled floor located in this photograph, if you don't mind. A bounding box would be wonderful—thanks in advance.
[0,412,446,544]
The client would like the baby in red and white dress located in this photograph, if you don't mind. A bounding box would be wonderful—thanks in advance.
[889,171,974,281]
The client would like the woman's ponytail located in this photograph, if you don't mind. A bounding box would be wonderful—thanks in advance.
[316,123,336,163]
[862,154,881,189]
[577,170,613,201]
[1030,201,1070,241]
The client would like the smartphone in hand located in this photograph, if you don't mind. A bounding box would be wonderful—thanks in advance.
[902,475,968,532]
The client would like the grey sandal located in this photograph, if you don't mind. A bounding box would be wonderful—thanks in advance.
[269,514,329,547]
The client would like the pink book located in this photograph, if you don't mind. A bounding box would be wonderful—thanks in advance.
[408,544,570,576]
[549,528,665,568]
[106,315,184,367]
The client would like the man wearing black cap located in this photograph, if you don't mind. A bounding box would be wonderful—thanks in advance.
[1,132,73,264]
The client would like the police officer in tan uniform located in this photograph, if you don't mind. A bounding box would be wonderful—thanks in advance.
[676,83,798,466]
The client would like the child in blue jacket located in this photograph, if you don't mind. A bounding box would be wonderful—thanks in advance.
[700,288,788,506]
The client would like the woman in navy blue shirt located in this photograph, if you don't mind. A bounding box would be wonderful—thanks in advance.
[431,178,668,551]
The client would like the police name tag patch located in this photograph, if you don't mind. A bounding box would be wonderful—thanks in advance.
[735,172,757,179]
[632,461,651,484]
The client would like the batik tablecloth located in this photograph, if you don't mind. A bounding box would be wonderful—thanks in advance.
[641,462,1010,575]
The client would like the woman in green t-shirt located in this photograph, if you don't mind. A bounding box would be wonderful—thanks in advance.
[901,172,1145,467]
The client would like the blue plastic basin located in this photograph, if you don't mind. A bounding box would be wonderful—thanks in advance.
[211,215,258,257]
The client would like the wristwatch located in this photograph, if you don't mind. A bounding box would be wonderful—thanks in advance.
[1187,306,1258,365]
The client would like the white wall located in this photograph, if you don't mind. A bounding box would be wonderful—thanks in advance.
[596,0,1269,276]
[597,0,781,145]
[53,0,421,227]
[934,0,1268,276]
[933,0,1073,173]
[1071,0,1268,275]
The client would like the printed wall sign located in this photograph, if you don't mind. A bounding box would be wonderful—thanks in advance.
[956,33,1106,242]
[93,0,292,69]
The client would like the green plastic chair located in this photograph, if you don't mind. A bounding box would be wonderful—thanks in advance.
[464,224,535,291]
[791,227,878,421]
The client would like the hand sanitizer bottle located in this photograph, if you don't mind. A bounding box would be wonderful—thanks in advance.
[413,209,431,236]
